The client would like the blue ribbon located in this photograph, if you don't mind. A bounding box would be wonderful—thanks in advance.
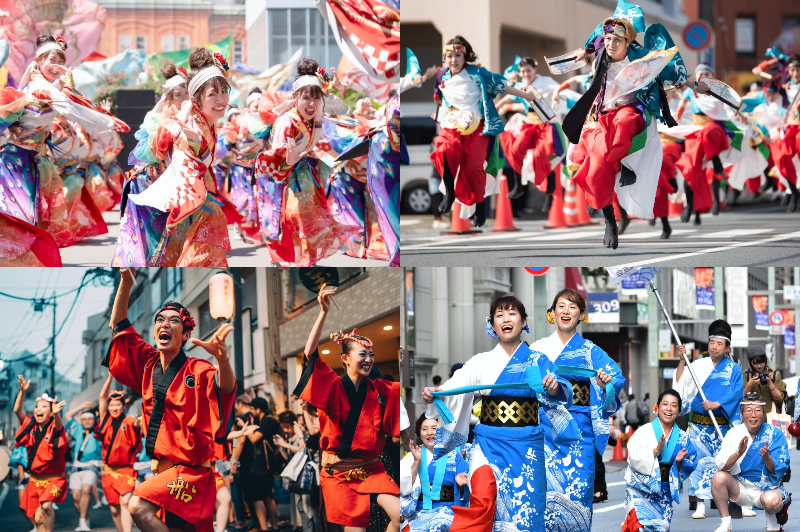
[419,445,454,510]
[650,418,679,464]
[556,365,616,411]
[431,366,550,424]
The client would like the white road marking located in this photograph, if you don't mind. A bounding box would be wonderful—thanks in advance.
[619,230,800,266]
[606,481,626,487]
[594,502,626,513]
[695,228,773,238]
[400,219,422,226]
[519,229,602,241]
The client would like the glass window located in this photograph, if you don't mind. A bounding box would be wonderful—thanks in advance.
[161,35,174,52]
[151,272,163,313]
[269,9,289,66]
[135,35,147,53]
[735,17,756,54]
[177,35,190,50]
[241,269,258,323]
[233,40,244,64]
[199,300,213,338]
[119,35,132,53]
[129,294,144,323]
[291,8,307,55]
[166,268,182,300]
[42,369,47,378]
[281,268,366,314]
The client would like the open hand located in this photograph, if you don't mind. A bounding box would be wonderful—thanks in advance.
[52,397,66,414]
[191,323,232,361]
[317,283,337,313]
[330,67,344,93]
[676,447,688,462]
[409,440,422,463]
[654,433,666,456]
[455,472,468,487]
[737,436,749,457]
[17,375,30,393]
[759,442,773,468]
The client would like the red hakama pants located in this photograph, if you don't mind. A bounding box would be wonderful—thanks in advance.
[20,474,68,518]
[498,121,555,186]
[572,105,644,209]
[675,121,728,213]
[430,124,490,206]
[102,465,136,505]
[320,460,398,527]
[654,142,681,218]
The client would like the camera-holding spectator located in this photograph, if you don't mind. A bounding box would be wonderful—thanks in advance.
[744,345,786,414]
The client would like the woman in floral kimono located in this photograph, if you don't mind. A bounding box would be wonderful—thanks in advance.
[86,122,124,212]
[111,61,189,267]
[228,89,270,244]
[530,288,624,532]
[622,389,698,532]
[49,116,108,241]
[422,295,578,531]
[122,48,241,266]
[253,58,360,266]
[400,415,469,532]
[0,34,128,266]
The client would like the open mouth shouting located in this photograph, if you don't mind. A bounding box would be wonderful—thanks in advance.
[358,360,373,375]
[157,328,173,347]
[500,324,514,334]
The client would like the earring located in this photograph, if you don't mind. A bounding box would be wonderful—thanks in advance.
[546,311,555,325]
[582,315,589,323]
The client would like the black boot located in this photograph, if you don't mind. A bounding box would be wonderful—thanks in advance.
[438,160,456,214]
[681,183,694,223]
[602,205,619,249]
[711,178,721,215]
[788,182,799,213]
[660,217,672,239]
[507,170,524,200]
[694,211,701,225]
[782,192,791,206]
[472,200,487,227]
[543,194,554,213]
[725,187,740,207]
[648,218,656,226]
[619,206,630,235]
[545,171,556,195]
[761,170,776,192]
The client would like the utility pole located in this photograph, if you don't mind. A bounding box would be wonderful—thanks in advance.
[231,268,244,396]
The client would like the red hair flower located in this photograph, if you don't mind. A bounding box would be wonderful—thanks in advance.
[177,67,188,77]
[54,35,67,52]
[212,52,230,77]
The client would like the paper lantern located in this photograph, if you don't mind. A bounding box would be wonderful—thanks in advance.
[209,272,235,320]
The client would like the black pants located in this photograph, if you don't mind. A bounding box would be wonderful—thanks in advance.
[594,448,606,495]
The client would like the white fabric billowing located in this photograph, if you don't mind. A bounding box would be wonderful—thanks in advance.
[727,126,768,191]
[615,118,661,219]
[671,357,714,406]
[441,70,482,119]
[401,399,410,431]
[530,74,560,104]
[626,422,661,476]
[530,330,574,363]
[714,423,755,475]
[694,93,729,120]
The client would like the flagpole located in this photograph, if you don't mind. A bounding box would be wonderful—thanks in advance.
[648,280,723,440]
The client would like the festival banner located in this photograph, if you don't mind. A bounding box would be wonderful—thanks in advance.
[694,267,715,310]
[621,271,648,297]
[588,292,620,324]
[753,296,769,331]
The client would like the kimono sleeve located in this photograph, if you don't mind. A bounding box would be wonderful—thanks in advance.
[93,411,112,442]
[642,23,687,89]
[764,427,789,485]
[593,345,625,414]
[627,424,657,476]
[380,381,401,438]
[399,452,420,521]
[14,414,34,447]
[101,318,159,393]
[254,112,297,181]
[51,425,69,457]
[677,431,699,480]
[200,362,236,445]
[715,427,745,474]
[672,360,700,415]
[131,109,179,164]
[292,349,342,424]
[478,66,509,98]
[716,362,744,422]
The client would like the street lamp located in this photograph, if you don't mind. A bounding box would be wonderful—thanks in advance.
[208,269,244,398]
[209,272,235,320]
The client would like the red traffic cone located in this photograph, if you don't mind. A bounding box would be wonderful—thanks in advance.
[563,178,580,226]
[543,177,567,229]
[611,438,625,461]
[574,184,592,225]
[443,202,481,236]
[668,199,683,217]
[491,174,521,233]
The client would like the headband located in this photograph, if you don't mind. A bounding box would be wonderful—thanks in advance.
[741,400,766,407]
[330,328,373,348]
[602,18,636,43]
[695,63,715,75]
[246,93,261,107]
[36,41,67,59]
[443,43,466,55]
[293,67,332,94]
[155,305,196,331]
[80,412,95,419]
[604,24,628,39]
[162,69,187,94]
[709,334,731,342]
[188,66,225,98]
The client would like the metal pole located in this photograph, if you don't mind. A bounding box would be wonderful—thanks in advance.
[232,268,244,396]
[51,292,56,397]
[649,281,723,440]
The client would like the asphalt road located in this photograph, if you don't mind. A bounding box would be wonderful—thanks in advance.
[592,447,800,532]
[59,208,389,267]
[401,203,800,267]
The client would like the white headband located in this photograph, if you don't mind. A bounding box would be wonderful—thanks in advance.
[188,66,225,98]
[162,75,186,94]
[246,93,261,107]
[293,75,323,93]
[80,412,95,418]
[709,334,731,342]
[36,42,63,58]
[741,401,766,406]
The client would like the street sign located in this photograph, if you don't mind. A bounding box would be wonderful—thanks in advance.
[683,19,714,52]
[770,310,785,326]
[770,324,785,336]
[784,285,800,300]
[588,292,620,323]
[524,267,550,276]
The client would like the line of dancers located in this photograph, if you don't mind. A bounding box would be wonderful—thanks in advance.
[10,269,400,532]
[420,0,800,250]
[0,33,400,266]
[404,289,791,532]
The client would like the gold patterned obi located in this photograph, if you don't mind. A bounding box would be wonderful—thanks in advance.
[418,484,455,503]
[692,113,713,126]
[692,413,728,426]
[659,462,671,482]
[321,450,379,475]
[152,458,210,475]
[526,110,543,124]
[568,379,591,407]
[479,395,539,427]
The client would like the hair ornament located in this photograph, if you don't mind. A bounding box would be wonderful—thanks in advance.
[330,328,373,348]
